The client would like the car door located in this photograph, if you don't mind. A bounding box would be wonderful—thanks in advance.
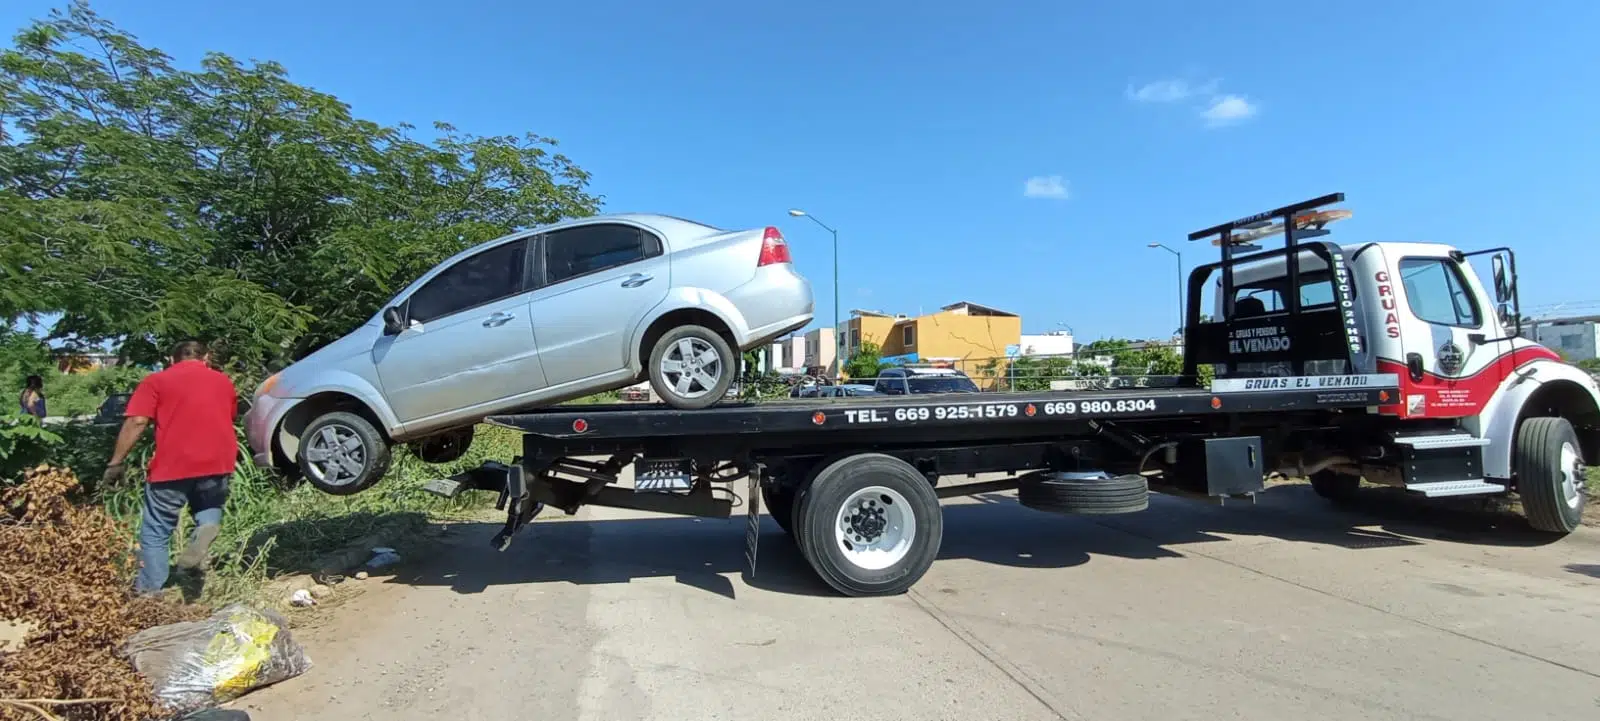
[527,222,672,389]
[373,237,548,426]
[1394,255,1499,419]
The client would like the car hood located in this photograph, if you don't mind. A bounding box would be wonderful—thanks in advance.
[274,322,380,390]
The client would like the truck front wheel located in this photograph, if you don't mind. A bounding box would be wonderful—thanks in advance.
[796,453,943,597]
[1516,416,1587,534]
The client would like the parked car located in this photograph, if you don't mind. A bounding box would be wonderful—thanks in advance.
[245,214,814,495]
[872,367,980,395]
[791,383,880,398]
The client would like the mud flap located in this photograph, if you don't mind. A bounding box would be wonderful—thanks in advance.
[744,463,763,578]
[492,464,544,552]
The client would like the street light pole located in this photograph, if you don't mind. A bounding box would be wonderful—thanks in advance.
[1148,243,1183,338]
[789,209,841,381]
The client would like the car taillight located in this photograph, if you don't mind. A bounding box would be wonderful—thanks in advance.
[758,226,792,266]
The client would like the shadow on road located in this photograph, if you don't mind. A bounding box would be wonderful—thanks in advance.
[1565,563,1600,580]
[388,482,1574,600]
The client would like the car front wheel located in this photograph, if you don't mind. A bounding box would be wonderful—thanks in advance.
[298,411,392,496]
[647,325,735,410]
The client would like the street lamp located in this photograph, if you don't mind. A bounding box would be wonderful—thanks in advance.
[788,208,841,381]
[1148,243,1183,338]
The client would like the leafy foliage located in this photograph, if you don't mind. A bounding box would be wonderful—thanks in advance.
[843,340,883,381]
[0,1,601,378]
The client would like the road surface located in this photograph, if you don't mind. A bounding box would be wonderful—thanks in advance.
[241,480,1600,721]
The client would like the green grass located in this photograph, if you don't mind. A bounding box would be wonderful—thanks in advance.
[58,422,518,606]
[1587,466,1599,495]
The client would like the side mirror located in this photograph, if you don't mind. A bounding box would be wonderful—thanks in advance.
[382,307,406,336]
[1491,256,1511,304]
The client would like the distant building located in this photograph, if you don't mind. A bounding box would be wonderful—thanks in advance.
[804,327,838,376]
[56,352,120,374]
[1533,321,1600,362]
[841,301,1022,382]
[1017,331,1074,358]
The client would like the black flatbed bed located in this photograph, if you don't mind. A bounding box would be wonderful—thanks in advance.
[487,375,1398,443]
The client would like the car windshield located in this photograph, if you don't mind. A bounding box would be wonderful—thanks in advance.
[907,375,979,393]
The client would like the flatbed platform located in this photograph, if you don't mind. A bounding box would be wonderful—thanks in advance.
[486,373,1401,441]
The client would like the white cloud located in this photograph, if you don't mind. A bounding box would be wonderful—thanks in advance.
[1022,175,1069,200]
[1126,78,1218,103]
[1200,94,1258,127]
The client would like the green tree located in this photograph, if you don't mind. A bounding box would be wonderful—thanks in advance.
[1,2,601,380]
[844,340,883,381]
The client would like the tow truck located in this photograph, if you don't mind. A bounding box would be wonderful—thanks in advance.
[425,193,1599,597]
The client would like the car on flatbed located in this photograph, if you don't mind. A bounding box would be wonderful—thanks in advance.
[244,213,813,495]
[335,193,1600,598]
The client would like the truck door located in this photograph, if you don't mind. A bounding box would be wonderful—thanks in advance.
[1388,254,1503,419]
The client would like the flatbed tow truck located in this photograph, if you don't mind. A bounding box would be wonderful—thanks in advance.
[427,193,1600,597]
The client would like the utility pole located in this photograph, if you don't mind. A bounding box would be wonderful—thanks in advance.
[788,209,840,381]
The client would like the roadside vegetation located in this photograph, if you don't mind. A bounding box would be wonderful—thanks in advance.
[0,0,602,628]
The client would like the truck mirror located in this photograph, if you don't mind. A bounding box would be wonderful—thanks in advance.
[1491,256,1511,304]
[382,307,406,335]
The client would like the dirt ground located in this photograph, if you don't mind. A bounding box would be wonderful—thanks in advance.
[237,480,1600,721]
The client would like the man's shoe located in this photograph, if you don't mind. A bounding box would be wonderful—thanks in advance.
[176,524,221,569]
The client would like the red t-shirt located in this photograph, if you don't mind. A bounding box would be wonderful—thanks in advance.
[125,360,240,483]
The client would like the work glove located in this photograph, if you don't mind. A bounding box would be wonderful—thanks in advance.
[103,463,127,485]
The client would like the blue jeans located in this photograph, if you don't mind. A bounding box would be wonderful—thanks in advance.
[135,475,230,595]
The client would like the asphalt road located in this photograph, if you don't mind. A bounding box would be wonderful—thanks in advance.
[241,480,1600,721]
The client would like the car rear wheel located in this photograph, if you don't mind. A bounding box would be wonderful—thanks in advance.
[411,426,474,464]
[647,325,735,410]
[298,411,392,496]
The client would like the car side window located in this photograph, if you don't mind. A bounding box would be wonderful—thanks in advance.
[408,239,527,324]
[1399,257,1481,328]
[543,223,662,285]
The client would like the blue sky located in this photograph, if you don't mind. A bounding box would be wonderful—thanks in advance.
[5,0,1598,342]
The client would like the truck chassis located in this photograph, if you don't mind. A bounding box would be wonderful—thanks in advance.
[422,192,1595,597]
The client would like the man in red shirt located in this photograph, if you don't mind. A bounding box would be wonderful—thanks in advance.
[105,340,240,595]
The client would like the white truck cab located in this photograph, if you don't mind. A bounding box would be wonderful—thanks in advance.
[1195,194,1597,532]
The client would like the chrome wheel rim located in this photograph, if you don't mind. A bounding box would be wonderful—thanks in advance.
[834,485,916,571]
[304,423,367,486]
[1559,441,1585,510]
[660,337,723,399]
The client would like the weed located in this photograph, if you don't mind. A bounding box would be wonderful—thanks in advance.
[89,426,516,606]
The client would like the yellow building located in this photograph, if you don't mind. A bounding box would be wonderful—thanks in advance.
[841,301,1022,384]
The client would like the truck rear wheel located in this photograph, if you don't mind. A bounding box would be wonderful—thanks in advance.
[1309,470,1362,503]
[1516,416,1587,534]
[796,453,943,597]
[761,484,797,536]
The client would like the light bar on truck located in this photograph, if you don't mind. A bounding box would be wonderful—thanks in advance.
[1186,192,1346,245]
[1219,209,1353,246]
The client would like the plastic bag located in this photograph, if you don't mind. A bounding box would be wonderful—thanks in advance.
[123,604,312,716]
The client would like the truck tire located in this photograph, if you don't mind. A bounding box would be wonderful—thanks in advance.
[795,453,943,597]
[648,325,735,410]
[1017,471,1149,514]
[1515,416,1587,534]
[762,484,797,536]
[1309,470,1362,503]
[298,411,392,496]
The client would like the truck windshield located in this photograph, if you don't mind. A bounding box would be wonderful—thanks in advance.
[908,375,979,393]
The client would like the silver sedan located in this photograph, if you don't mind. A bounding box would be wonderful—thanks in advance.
[244,213,814,495]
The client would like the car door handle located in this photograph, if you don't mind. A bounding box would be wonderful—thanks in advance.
[621,273,653,288]
[482,312,515,328]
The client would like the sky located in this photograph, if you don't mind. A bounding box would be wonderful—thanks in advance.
[4,0,1598,342]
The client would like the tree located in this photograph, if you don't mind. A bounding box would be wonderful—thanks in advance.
[844,341,883,381]
[0,2,601,380]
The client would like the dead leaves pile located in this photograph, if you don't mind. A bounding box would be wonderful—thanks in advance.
[1,466,204,721]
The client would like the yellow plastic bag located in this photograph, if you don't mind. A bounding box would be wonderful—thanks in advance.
[124,604,311,716]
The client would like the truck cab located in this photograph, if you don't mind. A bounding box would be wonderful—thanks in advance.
[1186,193,1598,531]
